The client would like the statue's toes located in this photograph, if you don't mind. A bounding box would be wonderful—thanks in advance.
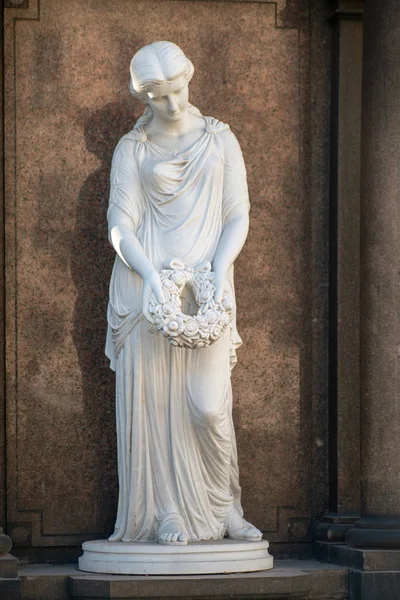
[228,525,263,541]
[178,531,188,543]
[229,527,248,540]
[246,528,262,540]
[157,529,188,545]
[242,520,263,540]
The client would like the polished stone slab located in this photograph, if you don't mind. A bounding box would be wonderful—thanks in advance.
[79,539,273,575]
[18,560,349,600]
[315,541,400,572]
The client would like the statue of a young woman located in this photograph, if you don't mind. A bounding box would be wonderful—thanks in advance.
[105,41,261,547]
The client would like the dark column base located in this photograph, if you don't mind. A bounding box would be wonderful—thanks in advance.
[316,541,400,599]
[315,512,359,542]
[347,517,400,549]
[350,570,400,600]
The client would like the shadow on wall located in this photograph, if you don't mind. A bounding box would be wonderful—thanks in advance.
[71,102,138,535]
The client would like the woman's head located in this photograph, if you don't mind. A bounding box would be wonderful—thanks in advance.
[129,41,194,102]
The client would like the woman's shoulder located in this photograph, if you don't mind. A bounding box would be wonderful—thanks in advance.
[204,115,231,135]
[112,128,147,164]
[203,117,241,146]
[115,128,147,151]
[204,118,243,157]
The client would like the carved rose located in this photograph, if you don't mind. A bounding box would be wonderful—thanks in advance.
[163,317,184,337]
[183,320,199,337]
[210,324,223,340]
[205,309,219,324]
[152,303,164,316]
[200,287,213,303]
[163,278,178,293]
[163,321,178,337]
[196,315,208,329]
[162,302,175,316]
[221,312,231,325]
[172,270,187,286]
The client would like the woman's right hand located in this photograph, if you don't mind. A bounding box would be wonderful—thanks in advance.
[142,271,166,323]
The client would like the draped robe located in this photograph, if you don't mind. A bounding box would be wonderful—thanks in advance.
[106,116,250,542]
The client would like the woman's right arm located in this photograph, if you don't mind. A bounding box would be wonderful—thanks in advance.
[108,204,154,280]
[108,206,165,322]
[108,136,165,321]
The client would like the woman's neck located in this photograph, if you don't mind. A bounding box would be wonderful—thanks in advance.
[148,110,196,137]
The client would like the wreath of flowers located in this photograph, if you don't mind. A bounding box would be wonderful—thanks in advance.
[149,260,233,349]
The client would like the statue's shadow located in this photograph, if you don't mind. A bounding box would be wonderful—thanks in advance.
[71,102,138,535]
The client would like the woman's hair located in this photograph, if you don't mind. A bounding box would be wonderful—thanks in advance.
[130,41,194,101]
[130,41,200,129]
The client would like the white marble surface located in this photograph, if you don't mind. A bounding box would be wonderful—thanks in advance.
[104,40,263,552]
[79,539,273,575]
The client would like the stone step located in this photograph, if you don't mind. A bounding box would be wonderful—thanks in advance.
[315,540,400,572]
[18,560,349,600]
[0,577,21,600]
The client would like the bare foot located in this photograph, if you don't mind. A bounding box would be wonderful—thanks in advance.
[225,506,263,541]
[156,515,189,546]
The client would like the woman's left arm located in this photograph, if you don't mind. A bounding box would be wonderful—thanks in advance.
[213,205,249,303]
[213,129,250,303]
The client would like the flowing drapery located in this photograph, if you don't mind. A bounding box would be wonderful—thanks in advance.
[106,117,250,541]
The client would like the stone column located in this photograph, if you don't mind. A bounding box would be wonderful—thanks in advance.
[316,0,363,544]
[347,0,400,549]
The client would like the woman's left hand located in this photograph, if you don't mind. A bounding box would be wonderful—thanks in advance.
[214,268,232,305]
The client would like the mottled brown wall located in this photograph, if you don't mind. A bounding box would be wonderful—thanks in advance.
[0,0,6,531]
[3,0,331,550]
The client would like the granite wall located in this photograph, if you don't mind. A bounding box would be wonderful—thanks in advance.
[2,0,331,552]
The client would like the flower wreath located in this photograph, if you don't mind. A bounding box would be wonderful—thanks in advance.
[149,259,233,349]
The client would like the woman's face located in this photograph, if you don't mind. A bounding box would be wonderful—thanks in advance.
[146,74,189,123]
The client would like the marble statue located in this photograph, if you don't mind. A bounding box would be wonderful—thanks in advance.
[105,41,262,547]
[79,40,273,575]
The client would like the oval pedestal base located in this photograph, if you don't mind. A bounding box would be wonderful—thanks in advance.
[79,538,273,575]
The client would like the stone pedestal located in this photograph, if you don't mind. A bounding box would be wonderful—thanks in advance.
[79,539,273,576]
[0,527,20,600]
[15,561,348,600]
[345,0,400,551]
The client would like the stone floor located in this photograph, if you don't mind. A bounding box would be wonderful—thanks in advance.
[17,559,349,600]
